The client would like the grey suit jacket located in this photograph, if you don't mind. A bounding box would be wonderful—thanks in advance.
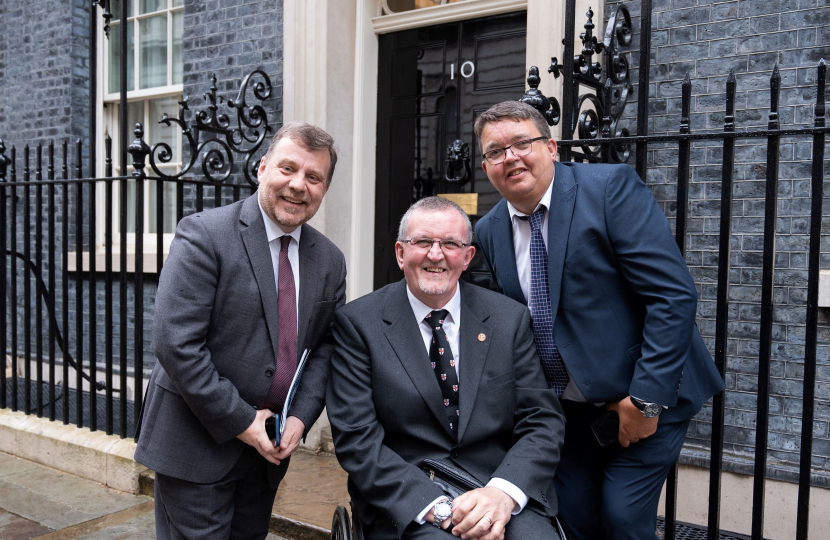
[327,280,565,538]
[135,193,346,484]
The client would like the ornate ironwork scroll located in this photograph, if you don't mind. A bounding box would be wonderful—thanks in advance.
[148,71,273,187]
[519,6,633,162]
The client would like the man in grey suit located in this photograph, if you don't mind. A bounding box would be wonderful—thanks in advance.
[327,197,565,540]
[135,122,347,539]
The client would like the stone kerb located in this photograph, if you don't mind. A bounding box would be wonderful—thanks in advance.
[0,409,147,494]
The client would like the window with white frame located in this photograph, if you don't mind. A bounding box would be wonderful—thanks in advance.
[103,0,183,246]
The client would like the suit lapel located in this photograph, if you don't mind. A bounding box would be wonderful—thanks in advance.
[456,282,492,442]
[383,281,454,439]
[489,202,526,305]
[239,194,280,361]
[296,225,320,355]
[547,162,577,323]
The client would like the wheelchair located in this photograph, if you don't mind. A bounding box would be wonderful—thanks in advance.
[330,502,568,540]
[331,501,364,540]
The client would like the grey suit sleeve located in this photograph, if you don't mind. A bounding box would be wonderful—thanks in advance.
[289,251,347,435]
[491,307,565,509]
[327,309,445,534]
[153,215,256,444]
[604,165,698,406]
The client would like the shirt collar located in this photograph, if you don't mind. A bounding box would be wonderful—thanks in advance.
[258,194,302,245]
[406,282,462,327]
[506,171,555,220]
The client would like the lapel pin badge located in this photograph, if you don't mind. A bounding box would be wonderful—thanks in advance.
[478,333,486,342]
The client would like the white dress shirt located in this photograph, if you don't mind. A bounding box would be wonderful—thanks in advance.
[405,285,528,524]
[258,195,301,328]
[506,175,587,403]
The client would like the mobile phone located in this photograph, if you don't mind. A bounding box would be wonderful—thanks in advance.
[590,411,620,447]
[264,413,280,447]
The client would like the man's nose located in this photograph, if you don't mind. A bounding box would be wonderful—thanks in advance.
[427,242,445,260]
[503,146,520,163]
[287,172,307,191]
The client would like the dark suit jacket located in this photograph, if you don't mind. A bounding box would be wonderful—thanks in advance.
[475,162,724,423]
[135,193,346,483]
[326,280,565,538]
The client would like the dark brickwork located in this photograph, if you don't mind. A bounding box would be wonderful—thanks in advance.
[0,0,91,162]
[604,0,830,481]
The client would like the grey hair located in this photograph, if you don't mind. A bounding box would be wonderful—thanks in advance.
[262,121,338,185]
[397,196,473,244]
[473,101,552,150]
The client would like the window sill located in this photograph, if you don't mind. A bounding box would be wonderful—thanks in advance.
[67,249,169,275]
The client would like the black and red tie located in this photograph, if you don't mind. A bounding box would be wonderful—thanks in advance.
[425,310,459,438]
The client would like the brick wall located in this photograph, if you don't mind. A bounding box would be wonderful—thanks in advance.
[604,0,830,481]
[0,0,90,158]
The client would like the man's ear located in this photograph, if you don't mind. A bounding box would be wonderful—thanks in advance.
[462,246,476,271]
[258,156,269,177]
[547,139,558,162]
[395,241,405,270]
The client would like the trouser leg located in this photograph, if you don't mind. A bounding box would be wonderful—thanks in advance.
[154,446,285,540]
[600,419,690,540]
[554,401,609,540]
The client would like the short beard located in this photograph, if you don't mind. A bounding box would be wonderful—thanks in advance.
[418,276,449,296]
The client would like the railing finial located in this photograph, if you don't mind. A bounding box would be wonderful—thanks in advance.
[127,123,151,180]
[519,66,561,126]
[769,65,780,130]
[0,139,10,181]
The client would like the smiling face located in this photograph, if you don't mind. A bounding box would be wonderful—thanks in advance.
[480,118,557,215]
[395,208,475,309]
[257,136,331,232]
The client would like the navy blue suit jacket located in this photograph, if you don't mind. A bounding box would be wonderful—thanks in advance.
[475,162,724,423]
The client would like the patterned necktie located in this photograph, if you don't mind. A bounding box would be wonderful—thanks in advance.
[425,310,460,438]
[520,209,569,395]
[262,235,298,411]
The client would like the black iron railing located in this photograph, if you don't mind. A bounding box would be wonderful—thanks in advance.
[0,131,259,436]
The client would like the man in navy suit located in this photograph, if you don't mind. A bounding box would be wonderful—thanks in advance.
[473,101,724,540]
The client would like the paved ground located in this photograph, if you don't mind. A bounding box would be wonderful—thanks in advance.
[0,449,350,539]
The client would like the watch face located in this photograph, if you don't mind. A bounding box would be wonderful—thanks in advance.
[434,501,452,521]
[644,403,662,418]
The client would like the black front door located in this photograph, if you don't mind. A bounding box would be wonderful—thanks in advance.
[374,12,527,289]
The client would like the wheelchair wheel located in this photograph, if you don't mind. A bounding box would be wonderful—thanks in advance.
[331,505,352,540]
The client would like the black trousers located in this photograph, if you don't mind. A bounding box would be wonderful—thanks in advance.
[154,445,289,540]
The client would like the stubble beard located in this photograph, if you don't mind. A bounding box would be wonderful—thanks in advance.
[418,276,449,296]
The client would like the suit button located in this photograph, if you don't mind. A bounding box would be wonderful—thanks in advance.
[265,368,274,378]
[451,450,458,459]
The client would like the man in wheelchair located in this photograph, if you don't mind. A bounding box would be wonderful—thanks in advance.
[327,197,566,540]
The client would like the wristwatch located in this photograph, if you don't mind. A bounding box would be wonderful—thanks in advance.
[432,500,453,528]
[630,396,663,418]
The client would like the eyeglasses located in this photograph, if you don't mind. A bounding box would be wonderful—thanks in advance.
[400,238,471,251]
[482,136,547,164]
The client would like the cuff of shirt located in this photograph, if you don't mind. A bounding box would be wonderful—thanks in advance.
[415,496,449,525]
[486,478,528,514]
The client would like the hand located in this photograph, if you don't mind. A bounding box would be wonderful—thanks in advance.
[451,487,514,540]
[607,396,658,447]
[236,408,283,464]
[274,416,305,460]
